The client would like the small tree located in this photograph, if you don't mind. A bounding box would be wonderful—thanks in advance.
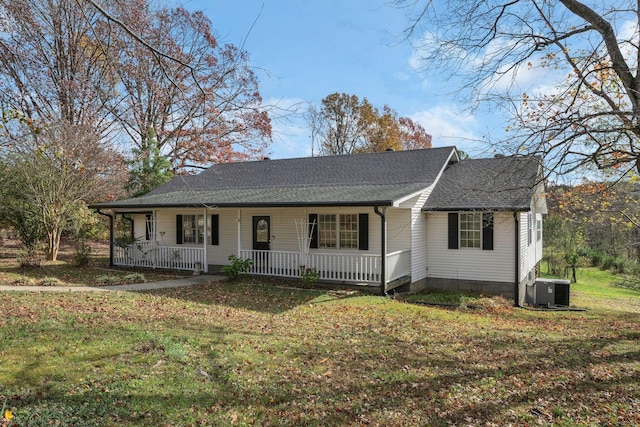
[5,123,126,261]
[0,162,46,259]
[126,127,173,197]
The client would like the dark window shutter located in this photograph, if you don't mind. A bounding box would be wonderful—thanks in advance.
[176,215,183,245]
[309,214,318,249]
[482,212,494,250]
[211,214,219,245]
[448,213,459,250]
[358,213,369,250]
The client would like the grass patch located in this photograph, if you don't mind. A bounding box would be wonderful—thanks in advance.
[0,268,638,425]
[544,267,640,314]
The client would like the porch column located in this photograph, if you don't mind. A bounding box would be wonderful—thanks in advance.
[203,208,208,273]
[237,208,242,256]
[153,209,158,269]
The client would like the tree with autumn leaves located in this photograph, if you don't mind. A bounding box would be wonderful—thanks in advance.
[0,0,272,260]
[399,0,640,178]
[544,178,640,278]
[306,92,432,156]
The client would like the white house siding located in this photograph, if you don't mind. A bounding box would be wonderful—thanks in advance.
[396,188,435,286]
[398,193,431,286]
[131,213,147,241]
[425,211,516,283]
[385,208,411,253]
[518,210,543,283]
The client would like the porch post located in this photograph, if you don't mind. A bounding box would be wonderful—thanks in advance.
[153,209,158,269]
[237,209,242,256]
[109,213,114,267]
[203,208,208,273]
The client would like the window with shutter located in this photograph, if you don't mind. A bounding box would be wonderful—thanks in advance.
[449,212,494,250]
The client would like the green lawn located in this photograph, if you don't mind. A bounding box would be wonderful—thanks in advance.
[1,269,639,426]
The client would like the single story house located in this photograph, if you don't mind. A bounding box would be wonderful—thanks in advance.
[91,147,546,305]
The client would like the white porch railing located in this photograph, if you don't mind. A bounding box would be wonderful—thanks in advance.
[112,242,205,271]
[111,244,411,283]
[386,250,411,283]
[239,249,411,284]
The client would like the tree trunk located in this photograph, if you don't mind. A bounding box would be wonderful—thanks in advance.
[47,226,62,261]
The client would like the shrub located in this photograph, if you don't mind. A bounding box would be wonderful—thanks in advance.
[37,277,65,287]
[73,241,92,266]
[300,266,320,285]
[17,247,45,268]
[601,254,616,270]
[12,277,35,286]
[589,250,604,267]
[613,256,636,274]
[123,273,146,283]
[96,275,121,285]
[221,254,252,280]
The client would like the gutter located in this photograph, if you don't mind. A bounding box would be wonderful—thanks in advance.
[96,209,114,267]
[89,200,396,210]
[374,206,387,296]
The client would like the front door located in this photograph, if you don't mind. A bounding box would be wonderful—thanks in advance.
[252,216,270,251]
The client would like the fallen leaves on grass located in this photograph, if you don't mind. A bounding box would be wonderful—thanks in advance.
[0,280,638,426]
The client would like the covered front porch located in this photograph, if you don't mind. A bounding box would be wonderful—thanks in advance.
[112,243,411,285]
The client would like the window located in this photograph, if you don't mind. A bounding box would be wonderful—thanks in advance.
[318,214,337,248]
[459,212,481,248]
[536,217,542,242]
[340,214,359,249]
[310,213,368,250]
[177,214,218,245]
[183,215,204,244]
[177,214,204,244]
[448,212,493,251]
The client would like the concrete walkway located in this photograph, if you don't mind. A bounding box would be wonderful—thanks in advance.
[0,274,224,293]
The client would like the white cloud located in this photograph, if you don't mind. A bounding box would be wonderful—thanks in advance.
[411,105,477,142]
[393,71,411,81]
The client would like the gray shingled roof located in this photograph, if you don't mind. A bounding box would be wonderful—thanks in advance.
[93,147,458,209]
[422,155,542,211]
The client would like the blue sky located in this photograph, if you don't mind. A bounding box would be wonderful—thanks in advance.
[182,0,508,159]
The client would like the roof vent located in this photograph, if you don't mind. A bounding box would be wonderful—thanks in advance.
[386,148,395,152]
[262,157,271,161]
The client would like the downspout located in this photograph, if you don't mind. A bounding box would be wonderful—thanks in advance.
[96,209,114,267]
[514,211,520,307]
[374,206,387,296]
